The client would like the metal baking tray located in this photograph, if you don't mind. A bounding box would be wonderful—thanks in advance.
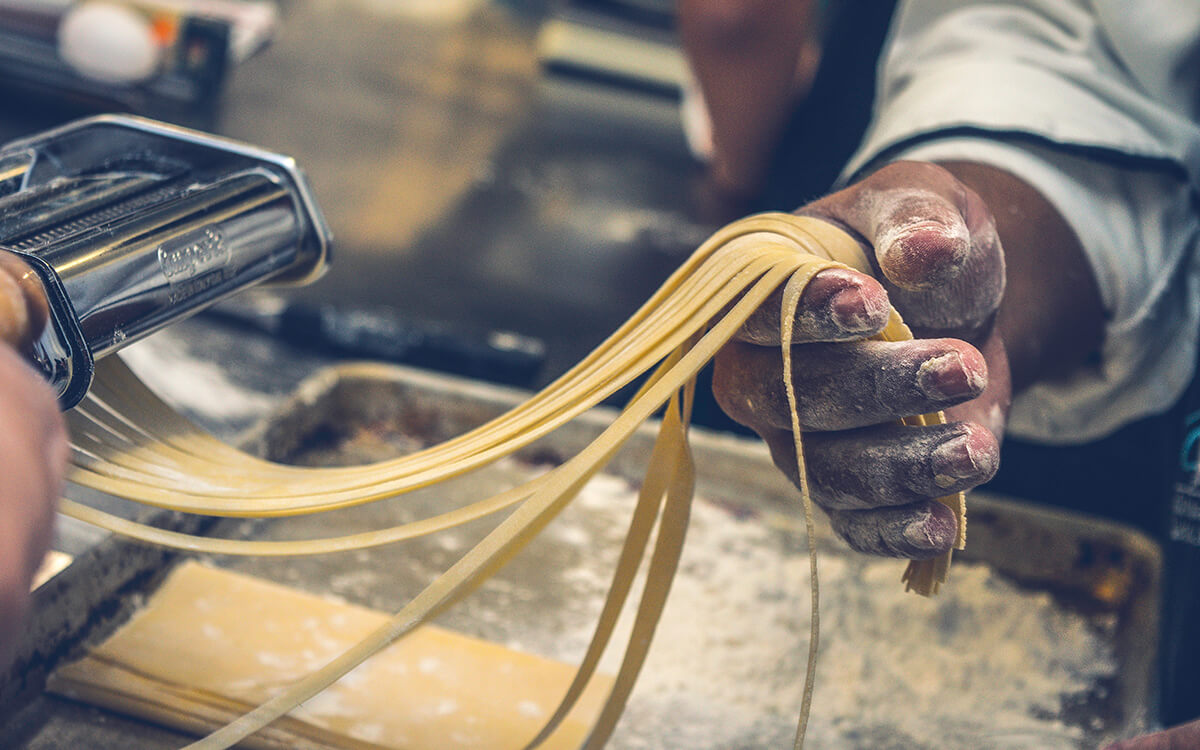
[229,362,1161,749]
[8,360,1162,748]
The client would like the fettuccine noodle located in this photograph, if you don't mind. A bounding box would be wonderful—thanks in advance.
[59,213,965,749]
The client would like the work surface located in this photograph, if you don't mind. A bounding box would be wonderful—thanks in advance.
[1,316,1164,749]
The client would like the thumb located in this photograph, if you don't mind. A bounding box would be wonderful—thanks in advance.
[802,161,1005,340]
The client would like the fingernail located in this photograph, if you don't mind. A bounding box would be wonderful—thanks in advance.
[930,434,979,487]
[828,286,886,335]
[879,217,970,288]
[902,506,957,554]
[916,352,977,400]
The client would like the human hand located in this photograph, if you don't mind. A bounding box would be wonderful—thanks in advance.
[0,251,50,351]
[1101,718,1200,749]
[712,161,1010,558]
[678,0,823,225]
[0,254,66,670]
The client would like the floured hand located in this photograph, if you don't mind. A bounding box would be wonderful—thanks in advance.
[713,162,1011,559]
[1102,718,1200,750]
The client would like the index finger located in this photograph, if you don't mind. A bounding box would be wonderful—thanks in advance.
[735,265,892,346]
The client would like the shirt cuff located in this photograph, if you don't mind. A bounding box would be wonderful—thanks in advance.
[861,136,1200,444]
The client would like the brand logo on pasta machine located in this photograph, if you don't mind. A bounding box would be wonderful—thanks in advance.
[158,226,233,302]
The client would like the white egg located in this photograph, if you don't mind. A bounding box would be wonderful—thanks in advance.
[57,1,162,84]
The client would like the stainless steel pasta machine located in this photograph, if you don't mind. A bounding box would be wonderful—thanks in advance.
[0,115,333,408]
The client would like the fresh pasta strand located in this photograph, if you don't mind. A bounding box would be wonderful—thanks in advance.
[59,213,966,749]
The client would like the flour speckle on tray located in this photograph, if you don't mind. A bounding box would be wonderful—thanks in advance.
[228,406,1130,750]
[521,468,1119,750]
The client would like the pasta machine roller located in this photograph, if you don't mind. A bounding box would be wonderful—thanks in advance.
[0,114,331,408]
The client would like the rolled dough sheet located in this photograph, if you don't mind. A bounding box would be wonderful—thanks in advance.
[48,561,614,749]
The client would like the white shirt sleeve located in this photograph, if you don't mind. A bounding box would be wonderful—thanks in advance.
[892,138,1200,444]
[840,1,1200,444]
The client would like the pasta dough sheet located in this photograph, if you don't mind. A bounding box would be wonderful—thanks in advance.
[47,561,614,750]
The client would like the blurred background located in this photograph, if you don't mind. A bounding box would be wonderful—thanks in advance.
[0,0,895,428]
[0,0,716,406]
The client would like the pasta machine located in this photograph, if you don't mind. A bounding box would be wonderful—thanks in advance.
[0,114,332,408]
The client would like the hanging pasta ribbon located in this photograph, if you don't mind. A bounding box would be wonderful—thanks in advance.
[59,213,965,749]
